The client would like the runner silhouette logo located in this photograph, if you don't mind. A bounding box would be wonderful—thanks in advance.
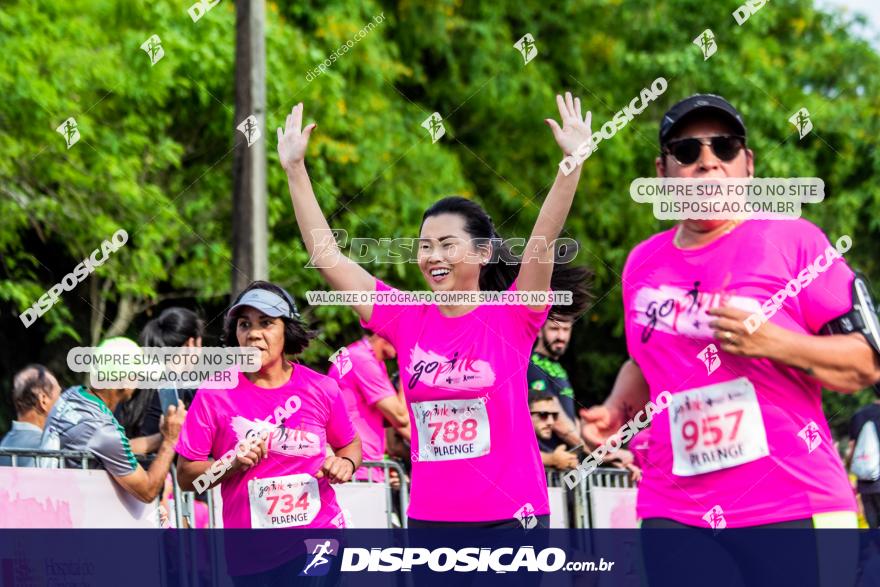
[300,539,339,576]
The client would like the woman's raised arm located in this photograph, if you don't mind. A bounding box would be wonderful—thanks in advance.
[277,103,377,322]
[516,92,591,309]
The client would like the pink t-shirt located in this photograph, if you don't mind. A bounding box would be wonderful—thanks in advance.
[623,218,857,527]
[176,363,356,530]
[630,428,651,472]
[363,279,551,522]
[329,337,397,481]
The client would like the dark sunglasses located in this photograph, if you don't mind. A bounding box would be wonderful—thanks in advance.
[530,411,559,421]
[663,135,745,166]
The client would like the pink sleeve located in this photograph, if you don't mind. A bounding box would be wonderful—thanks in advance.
[175,389,216,461]
[324,380,357,449]
[352,353,396,406]
[793,224,855,333]
[622,248,638,358]
[360,279,409,348]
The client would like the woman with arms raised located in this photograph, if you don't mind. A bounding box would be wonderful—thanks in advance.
[277,94,592,527]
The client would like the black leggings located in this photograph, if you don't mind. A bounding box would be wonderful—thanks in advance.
[863,493,880,529]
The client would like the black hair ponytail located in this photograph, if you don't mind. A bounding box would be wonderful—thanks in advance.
[139,307,204,348]
[421,196,593,320]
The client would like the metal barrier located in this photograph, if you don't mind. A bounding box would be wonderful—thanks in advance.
[547,467,637,528]
[347,459,409,528]
[0,447,178,526]
[0,447,95,469]
[577,467,636,528]
[0,449,408,529]
[544,469,571,528]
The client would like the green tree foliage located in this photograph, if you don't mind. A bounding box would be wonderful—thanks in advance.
[1,0,878,435]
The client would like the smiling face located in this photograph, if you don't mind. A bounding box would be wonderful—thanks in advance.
[235,306,287,370]
[656,113,755,232]
[417,213,489,292]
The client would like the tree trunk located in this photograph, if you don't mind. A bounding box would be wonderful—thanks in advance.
[231,0,268,299]
[103,295,137,340]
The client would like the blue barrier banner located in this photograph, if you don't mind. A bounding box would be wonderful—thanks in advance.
[0,529,876,586]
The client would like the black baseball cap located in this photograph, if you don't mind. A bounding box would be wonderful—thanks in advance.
[659,94,747,146]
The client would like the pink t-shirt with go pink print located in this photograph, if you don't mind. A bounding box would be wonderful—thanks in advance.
[176,364,356,530]
[363,279,550,522]
[623,218,857,527]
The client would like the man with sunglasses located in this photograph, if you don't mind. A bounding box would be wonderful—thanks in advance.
[582,94,880,582]
[530,388,578,470]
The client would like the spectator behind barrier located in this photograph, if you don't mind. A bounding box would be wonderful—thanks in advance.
[847,397,880,528]
[528,317,583,450]
[116,307,204,439]
[0,364,61,467]
[39,337,186,503]
[529,388,578,470]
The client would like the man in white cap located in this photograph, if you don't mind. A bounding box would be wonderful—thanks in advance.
[40,337,186,503]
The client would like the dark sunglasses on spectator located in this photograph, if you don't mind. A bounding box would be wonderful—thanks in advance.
[664,135,745,166]
[530,411,559,421]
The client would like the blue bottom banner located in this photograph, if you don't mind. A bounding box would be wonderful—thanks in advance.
[1,529,878,586]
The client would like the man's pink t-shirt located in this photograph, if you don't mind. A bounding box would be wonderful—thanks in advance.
[363,279,551,522]
[176,364,356,530]
[329,337,397,481]
[623,218,857,527]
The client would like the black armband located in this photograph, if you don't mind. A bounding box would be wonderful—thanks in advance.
[821,272,880,395]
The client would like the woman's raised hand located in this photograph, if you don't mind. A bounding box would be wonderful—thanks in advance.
[545,92,592,157]
[277,102,317,172]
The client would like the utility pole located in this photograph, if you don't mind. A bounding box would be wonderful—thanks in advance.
[231,0,267,297]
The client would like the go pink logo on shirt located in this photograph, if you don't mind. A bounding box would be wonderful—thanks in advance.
[227,394,322,457]
[633,283,761,342]
[405,344,496,390]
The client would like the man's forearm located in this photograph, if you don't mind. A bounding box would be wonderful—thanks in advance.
[769,331,880,393]
[606,360,651,422]
[177,459,213,492]
[553,411,581,447]
[144,440,176,500]
[129,433,162,455]
[395,421,411,442]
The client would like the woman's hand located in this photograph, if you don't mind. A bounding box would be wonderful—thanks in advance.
[708,306,787,359]
[545,91,592,157]
[579,404,625,449]
[388,468,401,490]
[229,433,269,475]
[626,462,642,483]
[317,455,356,484]
[277,102,317,172]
